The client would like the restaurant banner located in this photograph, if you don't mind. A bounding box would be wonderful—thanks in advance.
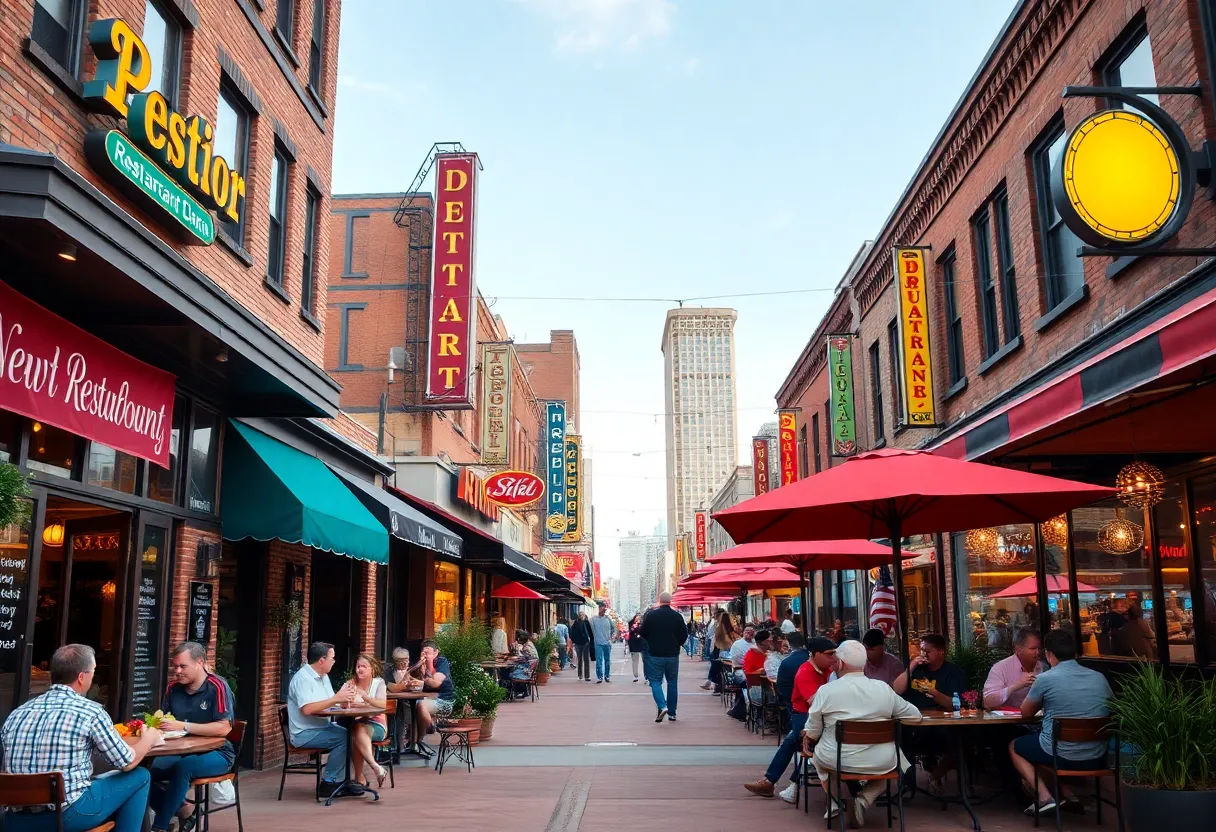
[562,435,582,542]
[827,334,857,456]
[751,437,770,495]
[479,343,511,465]
[544,402,567,542]
[554,550,586,585]
[894,247,938,426]
[593,561,601,594]
[426,153,479,406]
[0,280,175,466]
[778,410,798,485]
[694,510,707,560]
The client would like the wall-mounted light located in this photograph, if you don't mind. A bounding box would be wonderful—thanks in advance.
[57,244,77,262]
[196,540,221,577]
[215,347,229,363]
[42,522,65,547]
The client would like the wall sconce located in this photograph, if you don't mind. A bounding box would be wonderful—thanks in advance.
[101,580,116,601]
[42,522,65,547]
[195,541,221,577]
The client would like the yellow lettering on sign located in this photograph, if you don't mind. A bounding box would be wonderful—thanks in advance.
[441,231,465,254]
[441,263,464,286]
[445,201,465,224]
[438,333,461,356]
[437,367,461,388]
[96,20,151,118]
[438,298,463,323]
[444,167,468,192]
[895,248,937,427]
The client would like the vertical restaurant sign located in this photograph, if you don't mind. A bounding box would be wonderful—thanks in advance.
[675,538,686,577]
[827,335,857,456]
[894,248,937,426]
[554,551,586,585]
[562,435,583,541]
[544,403,568,541]
[479,343,512,465]
[426,153,479,405]
[593,561,602,594]
[694,511,707,560]
[0,280,175,466]
[777,410,799,486]
[751,437,770,495]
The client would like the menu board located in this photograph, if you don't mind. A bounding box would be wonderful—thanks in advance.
[0,546,28,667]
[189,581,213,646]
[131,528,167,716]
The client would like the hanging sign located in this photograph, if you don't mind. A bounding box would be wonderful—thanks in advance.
[544,402,568,541]
[593,562,602,594]
[188,581,214,646]
[426,153,479,406]
[893,248,937,426]
[827,335,857,456]
[455,467,500,522]
[81,19,245,245]
[479,343,512,465]
[562,435,582,541]
[483,470,544,508]
[778,410,799,485]
[751,437,770,495]
[554,550,586,585]
[694,511,707,560]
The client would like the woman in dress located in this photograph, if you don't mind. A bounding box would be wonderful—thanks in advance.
[510,630,539,697]
[627,614,647,682]
[349,653,389,787]
[491,616,510,656]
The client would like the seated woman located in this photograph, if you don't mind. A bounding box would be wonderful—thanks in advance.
[384,647,414,693]
[491,617,509,656]
[349,653,389,788]
[510,630,539,697]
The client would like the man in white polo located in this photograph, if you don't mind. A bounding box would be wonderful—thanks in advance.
[287,641,356,799]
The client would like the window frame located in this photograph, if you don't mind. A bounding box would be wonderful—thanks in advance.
[1100,17,1155,97]
[868,340,884,445]
[308,0,326,95]
[266,143,290,289]
[811,412,821,474]
[939,247,966,386]
[972,205,1000,359]
[215,81,252,248]
[30,0,87,76]
[342,213,370,278]
[275,0,296,49]
[142,0,184,109]
[1032,117,1085,310]
[993,188,1020,341]
[301,186,321,319]
[336,303,366,371]
[886,319,903,430]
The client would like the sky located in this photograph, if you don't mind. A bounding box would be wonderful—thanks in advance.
[331,0,1019,580]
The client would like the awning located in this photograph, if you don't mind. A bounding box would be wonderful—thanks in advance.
[933,283,1216,460]
[221,421,388,564]
[330,467,463,559]
[388,486,546,579]
[492,580,547,600]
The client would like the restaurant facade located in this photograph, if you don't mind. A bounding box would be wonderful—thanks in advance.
[775,0,1216,671]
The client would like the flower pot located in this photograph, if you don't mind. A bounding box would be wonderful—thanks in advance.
[536,671,551,685]
[1124,783,1216,832]
[549,660,561,673]
[449,717,482,745]
[478,715,496,741]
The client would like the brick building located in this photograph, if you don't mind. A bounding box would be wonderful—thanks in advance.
[517,330,582,431]
[776,0,1216,670]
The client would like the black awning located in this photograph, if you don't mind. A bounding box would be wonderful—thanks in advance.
[331,467,462,558]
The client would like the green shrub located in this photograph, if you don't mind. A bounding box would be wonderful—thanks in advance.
[947,640,1009,694]
[434,616,493,715]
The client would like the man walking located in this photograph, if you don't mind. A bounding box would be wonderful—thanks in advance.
[639,592,688,722]
[591,602,615,683]
[554,617,570,670]
[569,611,594,681]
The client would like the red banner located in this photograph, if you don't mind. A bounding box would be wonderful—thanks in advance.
[778,410,799,486]
[695,511,707,560]
[0,281,174,466]
[554,551,585,585]
[593,561,602,594]
[751,437,770,495]
[426,153,478,405]
[455,467,500,521]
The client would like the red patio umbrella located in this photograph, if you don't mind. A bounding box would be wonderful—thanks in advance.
[492,580,547,600]
[986,574,1098,599]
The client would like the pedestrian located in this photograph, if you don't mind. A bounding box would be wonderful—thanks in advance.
[591,602,615,682]
[627,614,648,682]
[553,617,570,670]
[639,592,688,722]
[569,610,594,681]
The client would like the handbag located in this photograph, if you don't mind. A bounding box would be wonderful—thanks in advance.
[209,779,236,806]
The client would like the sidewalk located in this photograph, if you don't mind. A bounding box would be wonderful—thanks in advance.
[219,646,1121,831]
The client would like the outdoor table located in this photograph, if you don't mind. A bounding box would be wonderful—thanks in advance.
[125,735,227,832]
[902,710,1040,832]
[387,690,437,760]
[320,703,386,806]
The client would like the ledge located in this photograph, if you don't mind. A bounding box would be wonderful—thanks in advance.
[306,84,330,119]
[1107,255,1138,280]
[1032,285,1089,334]
[300,306,321,332]
[976,334,1023,377]
[943,377,968,402]
[264,277,290,303]
[23,38,84,104]
[272,27,301,68]
[217,229,255,267]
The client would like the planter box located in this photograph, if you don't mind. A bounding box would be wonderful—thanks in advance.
[1124,783,1216,832]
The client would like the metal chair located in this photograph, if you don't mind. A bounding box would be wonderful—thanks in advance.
[186,720,245,832]
[823,719,904,832]
[276,705,326,801]
[797,733,823,814]
[1032,717,1124,832]
[433,724,476,774]
[0,771,115,832]
[372,699,397,788]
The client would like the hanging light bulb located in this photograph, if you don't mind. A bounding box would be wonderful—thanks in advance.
[1040,515,1069,548]
[965,527,999,556]
[1116,461,1165,508]
[101,580,116,601]
[42,522,64,546]
[1098,516,1144,555]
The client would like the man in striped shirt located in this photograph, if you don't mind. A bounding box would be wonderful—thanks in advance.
[1,644,161,831]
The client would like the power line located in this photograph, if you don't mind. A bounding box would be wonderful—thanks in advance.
[487,287,833,304]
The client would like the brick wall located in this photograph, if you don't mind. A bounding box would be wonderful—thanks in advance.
[517,330,582,430]
[254,539,311,770]
[170,524,222,662]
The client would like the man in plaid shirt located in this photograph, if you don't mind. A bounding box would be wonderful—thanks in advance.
[2,644,162,831]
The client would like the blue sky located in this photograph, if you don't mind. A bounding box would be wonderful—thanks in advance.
[332,0,1018,578]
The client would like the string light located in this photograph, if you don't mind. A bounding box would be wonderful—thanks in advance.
[1116,461,1165,509]
[1040,515,1069,548]
[965,527,999,556]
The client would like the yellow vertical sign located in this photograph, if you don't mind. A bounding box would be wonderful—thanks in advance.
[894,248,937,426]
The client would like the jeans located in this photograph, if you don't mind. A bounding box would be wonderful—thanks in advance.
[574,642,593,678]
[646,655,680,715]
[149,750,231,830]
[595,643,613,679]
[292,723,348,783]
[630,651,643,678]
[5,767,151,832]
[556,643,568,669]
[684,636,696,656]
[765,711,809,784]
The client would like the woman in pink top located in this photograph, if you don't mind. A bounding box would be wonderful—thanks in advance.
[350,653,389,787]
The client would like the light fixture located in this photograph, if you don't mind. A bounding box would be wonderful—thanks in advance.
[42,522,64,547]
[1098,515,1144,555]
[31,422,42,433]
[965,527,999,556]
[215,347,229,363]
[1040,515,1069,548]
[101,580,116,601]
[57,244,77,262]
[1116,460,1165,508]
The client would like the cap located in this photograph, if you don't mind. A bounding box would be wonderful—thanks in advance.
[808,636,837,655]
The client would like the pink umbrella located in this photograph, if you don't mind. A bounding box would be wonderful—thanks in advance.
[986,574,1098,599]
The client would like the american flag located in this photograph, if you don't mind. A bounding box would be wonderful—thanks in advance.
[869,565,898,635]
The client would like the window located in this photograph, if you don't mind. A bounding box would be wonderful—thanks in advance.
[973,207,1000,359]
[267,145,289,288]
[85,443,138,494]
[31,0,84,73]
[1071,500,1156,660]
[27,422,78,479]
[811,412,821,474]
[1103,22,1158,109]
[940,248,965,385]
[798,424,809,478]
[1033,121,1086,309]
[147,396,186,505]
[213,84,251,245]
[343,214,369,277]
[276,0,295,46]
[1190,474,1216,664]
[308,0,326,94]
[1153,482,1194,663]
[886,319,903,427]
[141,0,181,107]
[186,405,220,513]
[993,189,1020,340]
[301,187,320,315]
[868,341,884,443]
[953,524,1042,650]
[337,304,366,370]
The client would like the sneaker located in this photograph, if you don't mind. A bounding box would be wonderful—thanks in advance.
[851,795,868,828]
[778,782,798,804]
[317,780,339,799]
[605,678,611,683]
[597,679,603,684]
[655,708,668,723]
[1060,797,1085,815]
[633,677,639,683]
[743,778,775,797]
[667,714,677,721]
[178,818,197,832]
[700,682,713,690]
[1024,798,1058,816]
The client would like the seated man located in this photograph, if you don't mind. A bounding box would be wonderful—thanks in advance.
[861,628,904,686]
[806,640,922,827]
[2,644,161,832]
[772,632,809,719]
[412,639,456,738]
[149,642,236,832]
[1010,629,1113,816]
[288,641,357,799]
[983,627,1044,710]
[893,633,966,795]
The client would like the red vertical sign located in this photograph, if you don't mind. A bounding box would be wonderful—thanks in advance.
[695,511,707,560]
[778,410,799,486]
[593,562,602,594]
[751,437,770,495]
[426,153,479,405]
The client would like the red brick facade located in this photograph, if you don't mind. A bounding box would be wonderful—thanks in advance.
[517,331,581,430]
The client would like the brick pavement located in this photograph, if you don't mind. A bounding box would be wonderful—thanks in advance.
[217,646,1121,831]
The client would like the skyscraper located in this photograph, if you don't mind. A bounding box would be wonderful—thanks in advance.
[662,308,739,551]
[619,528,667,618]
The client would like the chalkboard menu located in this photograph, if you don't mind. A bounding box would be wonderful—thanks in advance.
[189,581,213,646]
[131,527,167,715]
[0,519,30,722]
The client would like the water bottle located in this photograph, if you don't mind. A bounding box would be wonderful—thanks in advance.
[952,692,962,717]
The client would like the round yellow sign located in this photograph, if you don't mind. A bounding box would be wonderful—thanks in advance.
[1060,110,1181,244]
[546,513,568,534]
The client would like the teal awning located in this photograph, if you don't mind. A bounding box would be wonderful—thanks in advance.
[221,420,389,564]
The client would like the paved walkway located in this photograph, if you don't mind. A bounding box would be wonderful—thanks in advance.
[222,646,1120,831]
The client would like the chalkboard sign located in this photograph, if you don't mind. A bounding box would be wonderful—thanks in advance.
[131,555,163,714]
[189,581,214,646]
[0,521,30,722]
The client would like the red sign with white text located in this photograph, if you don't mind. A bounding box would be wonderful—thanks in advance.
[695,511,707,560]
[778,410,799,486]
[0,281,174,466]
[426,153,479,405]
[751,437,770,495]
[593,561,602,594]
[554,551,586,585]
[455,467,500,521]
[483,470,544,508]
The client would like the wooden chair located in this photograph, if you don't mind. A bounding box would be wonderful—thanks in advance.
[1032,717,1124,832]
[276,705,327,801]
[0,771,115,832]
[823,719,904,832]
[372,699,397,788]
[185,720,245,832]
[433,724,476,774]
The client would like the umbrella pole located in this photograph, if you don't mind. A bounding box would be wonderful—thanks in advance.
[800,573,810,635]
[888,516,910,665]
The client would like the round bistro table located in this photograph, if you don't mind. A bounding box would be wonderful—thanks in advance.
[125,734,227,832]
[386,690,437,760]
[320,704,387,806]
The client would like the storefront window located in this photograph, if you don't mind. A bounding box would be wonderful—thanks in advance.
[1072,499,1155,660]
[461,567,473,623]
[1042,515,1074,634]
[813,571,829,634]
[1187,474,1216,664]
[187,406,220,513]
[434,561,459,628]
[898,535,941,648]
[1153,483,1194,663]
[473,571,488,622]
[86,443,138,494]
[27,422,78,479]
[839,571,860,640]
[147,397,185,505]
[954,525,1037,652]
[0,411,20,463]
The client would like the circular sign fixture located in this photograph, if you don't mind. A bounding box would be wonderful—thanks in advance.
[483,470,545,508]
[1052,109,1189,248]
[546,513,568,534]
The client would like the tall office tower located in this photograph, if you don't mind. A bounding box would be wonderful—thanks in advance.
[619,529,667,617]
[662,308,739,550]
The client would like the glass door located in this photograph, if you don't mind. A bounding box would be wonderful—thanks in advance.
[125,511,173,717]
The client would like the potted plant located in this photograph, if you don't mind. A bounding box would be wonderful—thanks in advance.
[435,616,493,744]
[947,641,1008,698]
[532,630,558,685]
[1108,661,1216,830]
[468,668,506,740]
